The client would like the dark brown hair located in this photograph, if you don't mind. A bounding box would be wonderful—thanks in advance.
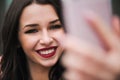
[1,0,64,80]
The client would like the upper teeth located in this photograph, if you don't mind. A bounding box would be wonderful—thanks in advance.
[40,49,54,54]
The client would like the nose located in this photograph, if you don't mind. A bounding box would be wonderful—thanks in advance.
[40,30,53,46]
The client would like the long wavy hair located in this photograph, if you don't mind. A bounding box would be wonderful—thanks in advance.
[0,0,64,80]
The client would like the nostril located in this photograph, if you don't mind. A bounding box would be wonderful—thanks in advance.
[40,37,53,45]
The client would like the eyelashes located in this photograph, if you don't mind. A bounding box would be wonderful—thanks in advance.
[24,24,62,34]
[49,24,62,30]
[24,29,38,33]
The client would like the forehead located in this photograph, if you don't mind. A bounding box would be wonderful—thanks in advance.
[19,3,58,26]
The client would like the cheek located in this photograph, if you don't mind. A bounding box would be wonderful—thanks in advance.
[50,29,65,39]
[58,47,64,55]
[19,35,39,52]
[57,46,64,60]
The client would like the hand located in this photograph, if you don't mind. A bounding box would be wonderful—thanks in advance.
[56,14,120,80]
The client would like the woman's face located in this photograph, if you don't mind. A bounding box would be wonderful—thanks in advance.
[18,3,64,68]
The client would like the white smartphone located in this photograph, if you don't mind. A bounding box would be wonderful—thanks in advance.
[62,0,112,47]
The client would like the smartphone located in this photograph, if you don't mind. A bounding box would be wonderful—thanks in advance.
[62,0,112,47]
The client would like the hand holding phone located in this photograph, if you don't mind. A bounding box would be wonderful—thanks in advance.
[60,1,120,80]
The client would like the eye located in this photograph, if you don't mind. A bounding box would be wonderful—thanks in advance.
[49,24,62,30]
[25,29,38,34]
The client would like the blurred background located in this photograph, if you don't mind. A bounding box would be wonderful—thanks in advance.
[0,0,12,26]
[0,0,120,55]
[112,0,120,16]
[0,0,12,54]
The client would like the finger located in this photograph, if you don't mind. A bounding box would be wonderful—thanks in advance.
[112,16,120,36]
[62,53,115,80]
[63,70,82,80]
[105,50,120,74]
[62,51,83,69]
[85,12,120,49]
[64,70,95,80]
[60,35,107,64]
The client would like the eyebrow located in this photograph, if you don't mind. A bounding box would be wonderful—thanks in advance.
[49,19,60,24]
[23,19,60,29]
[23,24,39,29]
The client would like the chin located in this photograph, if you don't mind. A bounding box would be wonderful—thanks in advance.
[42,57,59,68]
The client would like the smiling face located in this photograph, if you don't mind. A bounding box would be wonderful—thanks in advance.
[18,3,64,68]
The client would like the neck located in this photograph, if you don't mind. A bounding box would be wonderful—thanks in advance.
[28,61,51,80]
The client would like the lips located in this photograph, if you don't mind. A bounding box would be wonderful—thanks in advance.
[36,46,58,58]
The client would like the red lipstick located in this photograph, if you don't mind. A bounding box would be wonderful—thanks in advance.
[36,46,57,58]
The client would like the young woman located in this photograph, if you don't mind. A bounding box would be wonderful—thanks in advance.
[1,0,120,80]
[0,0,64,80]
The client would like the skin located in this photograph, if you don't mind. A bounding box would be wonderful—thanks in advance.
[18,3,64,80]
[55,14,120,80]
